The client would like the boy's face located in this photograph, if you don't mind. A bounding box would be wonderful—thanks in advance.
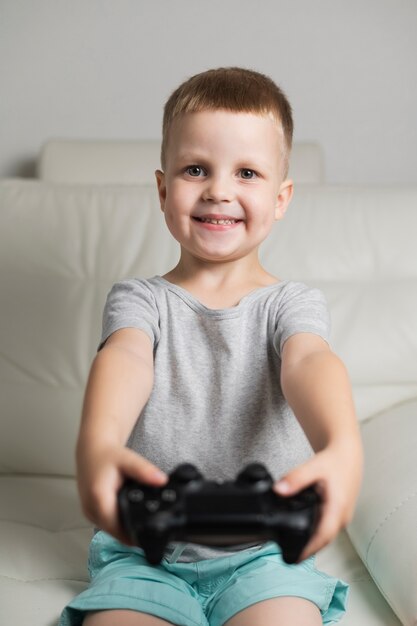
[156,110,293,265]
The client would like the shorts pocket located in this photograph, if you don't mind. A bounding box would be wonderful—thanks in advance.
[87,530,133,578]
[87,531,104,578]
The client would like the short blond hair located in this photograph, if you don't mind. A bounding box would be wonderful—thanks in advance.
[161,67,294,176]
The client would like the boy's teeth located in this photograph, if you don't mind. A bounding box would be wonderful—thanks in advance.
[200,218,237,224]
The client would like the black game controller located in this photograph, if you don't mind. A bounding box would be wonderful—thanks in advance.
[118,462,321,565]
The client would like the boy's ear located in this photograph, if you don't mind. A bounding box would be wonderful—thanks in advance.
[274,179,294,220]
[155,170,166,212]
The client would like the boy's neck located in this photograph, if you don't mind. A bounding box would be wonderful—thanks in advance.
[162,253,279,309]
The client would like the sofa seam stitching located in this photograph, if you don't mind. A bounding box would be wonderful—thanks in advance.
[0,574,88,583]
[366,490,417,562]
[0,519,91,532]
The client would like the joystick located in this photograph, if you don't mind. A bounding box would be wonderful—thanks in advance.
[118,463,321,565]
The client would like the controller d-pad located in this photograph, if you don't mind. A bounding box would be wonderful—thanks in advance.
[287,488,318,510]
[287,498,305,511]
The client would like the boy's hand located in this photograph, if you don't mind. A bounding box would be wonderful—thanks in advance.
[77,445,168,545]
[273,440,363,561]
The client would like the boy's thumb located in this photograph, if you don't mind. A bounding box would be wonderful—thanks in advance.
[122,448,168,486]
[273,460,318,496]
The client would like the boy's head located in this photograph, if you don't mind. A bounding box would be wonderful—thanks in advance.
[161,67,293,179]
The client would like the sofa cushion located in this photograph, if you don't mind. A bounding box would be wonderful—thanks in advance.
[0,475,91,626]
[346,399,417,625]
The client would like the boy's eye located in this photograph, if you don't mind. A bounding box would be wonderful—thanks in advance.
[240,169,257,179]
[186,165,205,177]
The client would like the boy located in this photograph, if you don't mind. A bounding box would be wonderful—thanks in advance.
[60,67,362,626]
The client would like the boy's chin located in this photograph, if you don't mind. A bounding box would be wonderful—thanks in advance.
[181,246,260,266]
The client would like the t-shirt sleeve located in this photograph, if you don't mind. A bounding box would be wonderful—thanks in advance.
[99,279,160,349]
[273,282,330,357]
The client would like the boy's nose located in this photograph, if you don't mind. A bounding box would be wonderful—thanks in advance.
[202,175,234,203]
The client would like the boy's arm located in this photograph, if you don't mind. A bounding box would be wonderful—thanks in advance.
[76,327,168,543]
[276,332,364,560]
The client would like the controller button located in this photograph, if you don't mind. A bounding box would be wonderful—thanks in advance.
[128,489,145,503]
[145,500,160,512]
[287,499,304,510]
[161,489,177,502]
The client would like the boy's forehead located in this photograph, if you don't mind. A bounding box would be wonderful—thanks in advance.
[168,109,284,157]
[171,109,283,134]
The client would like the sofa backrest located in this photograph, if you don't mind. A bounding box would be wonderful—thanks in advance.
[1,179,416,476]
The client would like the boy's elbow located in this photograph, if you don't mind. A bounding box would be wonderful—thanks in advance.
[280,333,335,386]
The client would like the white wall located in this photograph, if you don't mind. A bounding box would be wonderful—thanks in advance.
[1,0,416,184]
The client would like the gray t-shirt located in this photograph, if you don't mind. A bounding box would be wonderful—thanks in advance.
[101,275,330,561]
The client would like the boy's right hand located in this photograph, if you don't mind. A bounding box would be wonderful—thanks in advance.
[77,445,168,545]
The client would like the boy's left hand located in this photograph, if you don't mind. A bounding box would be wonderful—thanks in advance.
[273,441,363,561]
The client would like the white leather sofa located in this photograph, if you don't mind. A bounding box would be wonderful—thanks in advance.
[1,141,416,626]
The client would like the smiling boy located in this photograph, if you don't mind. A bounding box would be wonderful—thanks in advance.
[60,67,362,626]
[156,109,292,308]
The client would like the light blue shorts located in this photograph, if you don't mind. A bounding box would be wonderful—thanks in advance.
[59,531,348,626]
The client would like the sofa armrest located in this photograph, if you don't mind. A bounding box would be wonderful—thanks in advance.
[346,399,417,625]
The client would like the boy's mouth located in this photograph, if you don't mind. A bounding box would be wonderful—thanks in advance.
[192,214,243,226]
[194,217,240,225]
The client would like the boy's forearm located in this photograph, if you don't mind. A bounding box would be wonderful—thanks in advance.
[281,350,362,455]
[77,343,154,461]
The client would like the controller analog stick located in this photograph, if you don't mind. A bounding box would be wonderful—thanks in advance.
[170,463,202,484]
[237,463,272,483]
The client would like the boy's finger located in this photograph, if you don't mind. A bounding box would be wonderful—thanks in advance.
[120,448,168,486]
[273,458,322,496]
[297,499,341,561]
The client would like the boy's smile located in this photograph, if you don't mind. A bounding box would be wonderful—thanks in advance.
[156,110,293,267]
[192,213,242,230]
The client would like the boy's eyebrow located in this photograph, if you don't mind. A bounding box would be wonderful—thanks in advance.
[175,151,275,171]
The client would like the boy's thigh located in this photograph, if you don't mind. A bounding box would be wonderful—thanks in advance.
[222,597,322,626]
[205,543,347,626]
[83,609,175,626]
